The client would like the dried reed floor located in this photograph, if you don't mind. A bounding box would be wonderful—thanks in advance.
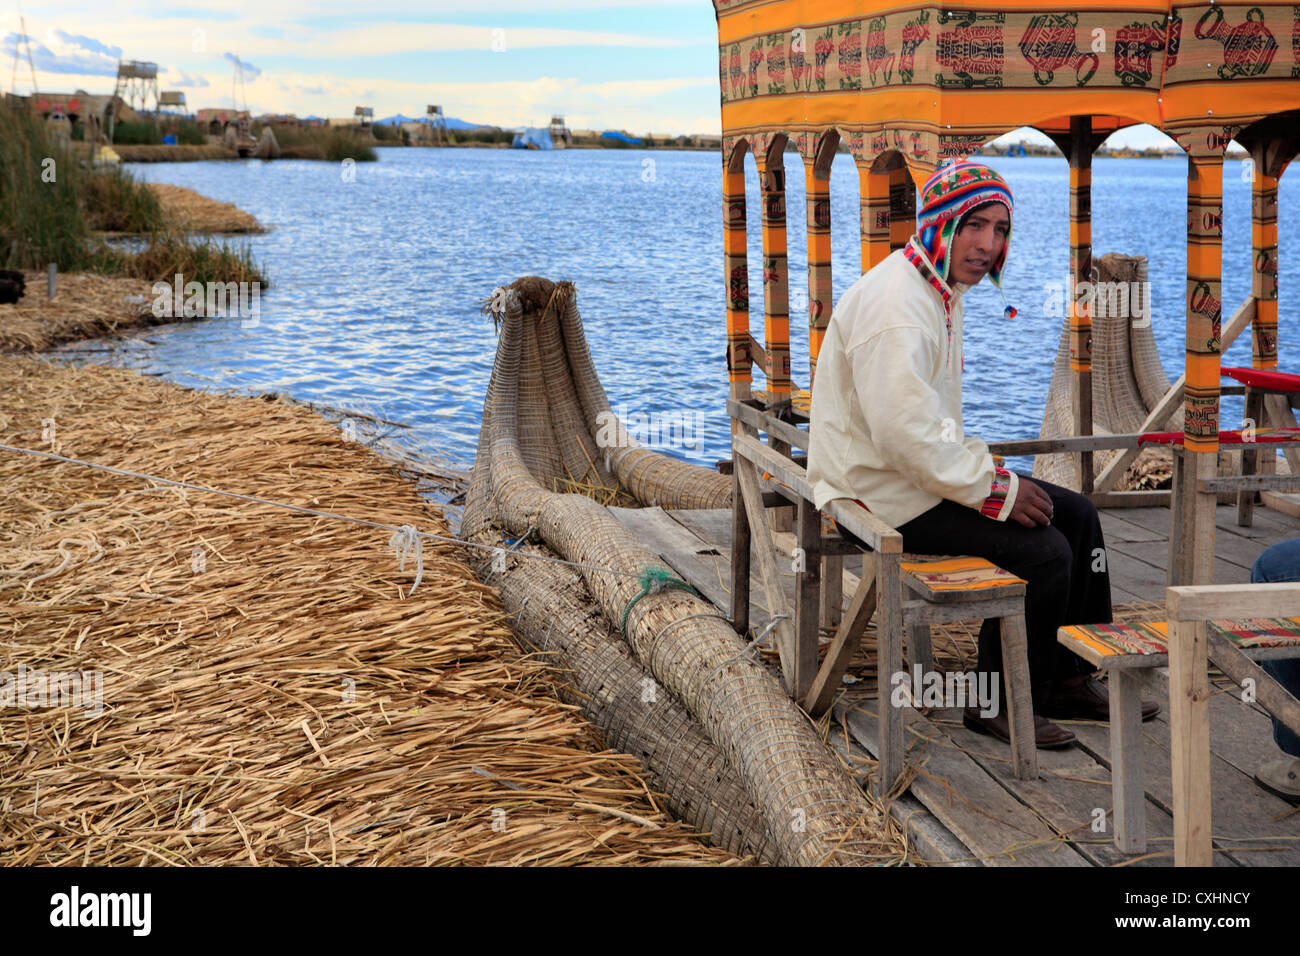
[148,183,266,234]
[0,358,741,865]
[0,272,155,353]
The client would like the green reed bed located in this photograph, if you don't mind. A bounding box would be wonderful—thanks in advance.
[0,104,264,285]
[270,125,378,162]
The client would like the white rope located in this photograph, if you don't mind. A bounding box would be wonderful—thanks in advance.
[386,525,424,598]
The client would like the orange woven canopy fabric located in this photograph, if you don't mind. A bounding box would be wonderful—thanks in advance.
[714,1,1300,167]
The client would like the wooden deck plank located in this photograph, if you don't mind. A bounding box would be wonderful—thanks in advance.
[607,505,748,627]
[1104,547,1170,603]
[833,694,1092,867]
[1111,507,1171,536]
[1069,701,1300,866]
[1100,510,1166,543]
[1109,540,1251,587]
[934,710,1175,867]
[826,719,979,866]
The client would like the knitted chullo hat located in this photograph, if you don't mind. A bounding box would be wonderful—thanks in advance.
[917,159,1017,318]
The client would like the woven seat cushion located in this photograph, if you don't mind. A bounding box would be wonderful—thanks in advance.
[901,556,1026,601]
[1059,618,1300,667]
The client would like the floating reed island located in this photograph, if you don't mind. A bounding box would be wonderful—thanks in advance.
[145,184,267,236]
[0,358,744,865]
[0,271,153,353]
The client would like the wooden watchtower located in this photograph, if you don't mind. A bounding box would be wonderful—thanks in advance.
[109,59,159,139]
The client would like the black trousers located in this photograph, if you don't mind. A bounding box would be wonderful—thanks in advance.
[847,474,1105,708]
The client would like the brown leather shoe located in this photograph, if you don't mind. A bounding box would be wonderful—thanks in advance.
[963,706,1077,750]
[1041,676,1160,722]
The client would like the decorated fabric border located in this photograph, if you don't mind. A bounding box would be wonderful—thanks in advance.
[1060,616,1300,659]
[721,125,1012,178]
[717,4,1300,105]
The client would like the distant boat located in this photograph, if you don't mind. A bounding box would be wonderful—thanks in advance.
[511,128,555,150]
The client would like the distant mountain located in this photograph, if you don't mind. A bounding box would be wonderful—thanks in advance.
[374,114,485,131]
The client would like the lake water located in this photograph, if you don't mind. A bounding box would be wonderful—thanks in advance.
[63,147,1300,474]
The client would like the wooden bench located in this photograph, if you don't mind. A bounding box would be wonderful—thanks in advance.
[1058,585,1300,865]
[727,398,1038,791]
[901,555,1037,782]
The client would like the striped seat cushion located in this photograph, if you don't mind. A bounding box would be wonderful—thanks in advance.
[1059,618,1300,667]
[902,556,1026,600]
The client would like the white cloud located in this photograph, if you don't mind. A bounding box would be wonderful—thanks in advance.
[223,51,261,80]
[168,67,211,88]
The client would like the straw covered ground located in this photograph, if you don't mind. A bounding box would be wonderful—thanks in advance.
[0,272,155,353]
[147,183,267,235]
[0,358,742,865]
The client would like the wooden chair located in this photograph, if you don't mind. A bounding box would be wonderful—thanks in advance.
[728,398,1038,792]
[1057,583,1300,865]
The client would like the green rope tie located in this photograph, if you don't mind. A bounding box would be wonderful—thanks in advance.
[620,567,700,637]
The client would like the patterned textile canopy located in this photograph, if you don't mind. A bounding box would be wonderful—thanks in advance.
[715,1,1300,162]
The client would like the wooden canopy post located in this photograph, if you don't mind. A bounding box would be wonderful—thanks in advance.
[757,136,792,408]
[804,134,836,387]
[757,136,794,533]
[1251,158,1280,374]
[1173,150,1226,586]
[724,141,752,636]
[1068,116,1095,493]
[860,161,891,272]
[805,134,842,629]
[1242,152,1281,512]
[723,141,752,405]
[888,160,916,253]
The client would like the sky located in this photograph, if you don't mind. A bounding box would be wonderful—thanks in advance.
[2,1,1176,146]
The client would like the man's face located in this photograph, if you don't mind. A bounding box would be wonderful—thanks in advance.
[947,204,1010,286]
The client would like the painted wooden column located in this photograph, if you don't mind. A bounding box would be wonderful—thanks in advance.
[860,162,891,272]
[724,142,753,641]
[888,163,916,252]
[1251,161,1281,371]
[1068,116,1095,493]
[805,155,833,386]
[757,144,792,406]
[723,144,751,401]
[1179,152,1226,586]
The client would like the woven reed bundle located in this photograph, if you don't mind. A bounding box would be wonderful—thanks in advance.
[468,282,899,866]
[147,184,267,235]
[475,528,779,862]
[489,277,732,510]
[1035,254,1180,490]
[0,272,154,353]
[0,357,741,866]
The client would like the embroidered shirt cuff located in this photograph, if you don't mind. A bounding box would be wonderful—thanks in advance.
[980,468,1018,521]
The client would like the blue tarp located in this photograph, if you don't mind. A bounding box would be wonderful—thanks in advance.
[601,131,641,145]
[161,134,177,145]
[511,127,555,150]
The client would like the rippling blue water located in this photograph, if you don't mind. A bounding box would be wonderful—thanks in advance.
[66,147,1300,473]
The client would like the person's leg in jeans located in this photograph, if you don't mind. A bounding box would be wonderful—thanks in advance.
[1251,540,1300,758]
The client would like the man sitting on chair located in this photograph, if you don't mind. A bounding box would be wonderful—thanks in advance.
[807,159,1158,749]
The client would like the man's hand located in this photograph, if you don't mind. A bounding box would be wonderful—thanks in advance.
[1008,476,1054,528]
